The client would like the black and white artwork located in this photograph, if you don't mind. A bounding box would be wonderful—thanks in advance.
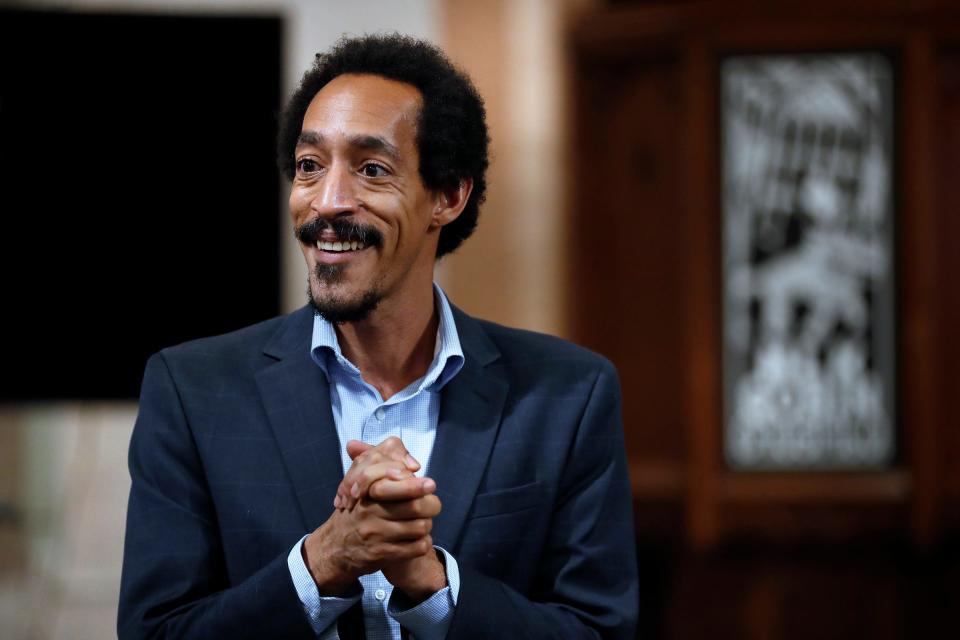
[721,54,895,469]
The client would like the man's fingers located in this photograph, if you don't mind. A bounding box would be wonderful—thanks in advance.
[379,436,421,472]
[368,476,437,502]
[373,494,442,520]
[372,537,435,562]
[336,459,408,510]
[338,447,393,508]
[336,437,422,509]
[352,437,420,471]
[346,440,373,460]
[356,517,433,543]
[355,462,415,506]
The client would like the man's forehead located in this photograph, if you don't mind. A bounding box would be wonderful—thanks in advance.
[299,73,422,145]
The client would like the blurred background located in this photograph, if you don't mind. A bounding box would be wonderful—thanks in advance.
[1,0,958,637]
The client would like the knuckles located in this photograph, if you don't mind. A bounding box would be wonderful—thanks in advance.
[418,536,433,554]
[416,518,432,536]
[355,522,376,541]
[381,436,405,454]
[349,445,405,479]
[340,437,412,498]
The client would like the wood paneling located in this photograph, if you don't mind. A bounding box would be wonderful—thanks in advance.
[570,1,960,636]
[570,50,688,486]
[571,0,960,549]
[937,49,960,507]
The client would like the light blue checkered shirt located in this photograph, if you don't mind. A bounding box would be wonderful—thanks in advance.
[287,283,464,640]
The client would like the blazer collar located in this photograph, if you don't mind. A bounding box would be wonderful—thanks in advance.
[256,303,509,549]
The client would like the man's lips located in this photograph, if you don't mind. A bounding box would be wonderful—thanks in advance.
[296,217,383,252]
[315,238,368,252]
[311,239,373,264]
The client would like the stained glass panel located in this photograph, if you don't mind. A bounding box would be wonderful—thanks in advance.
[722,54,896,469]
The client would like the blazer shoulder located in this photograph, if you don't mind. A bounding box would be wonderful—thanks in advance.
[152,306,311,376]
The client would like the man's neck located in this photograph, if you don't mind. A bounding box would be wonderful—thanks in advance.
[334,283,439,401]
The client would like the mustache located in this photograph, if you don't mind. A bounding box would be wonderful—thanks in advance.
[295,217,383,248]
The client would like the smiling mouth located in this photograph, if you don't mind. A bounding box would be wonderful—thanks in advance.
[297,217,382,254]
[316,239,369,253]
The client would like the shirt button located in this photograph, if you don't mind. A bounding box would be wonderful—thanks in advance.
[374,588,386,601]
[375,408,386,421]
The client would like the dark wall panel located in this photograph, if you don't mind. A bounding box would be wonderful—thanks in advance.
[0,10,283,399]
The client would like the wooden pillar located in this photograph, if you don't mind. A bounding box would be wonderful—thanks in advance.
[902,31,942,547]
[682,37,721,550]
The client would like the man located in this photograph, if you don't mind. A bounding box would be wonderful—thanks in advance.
[119,34,637,639]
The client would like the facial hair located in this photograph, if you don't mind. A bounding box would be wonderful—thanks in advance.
[296,217,385,324]
[307,268,382,324]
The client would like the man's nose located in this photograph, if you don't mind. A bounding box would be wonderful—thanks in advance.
[310,165,357,217]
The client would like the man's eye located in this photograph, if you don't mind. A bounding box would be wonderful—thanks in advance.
[296,159,320,174]
[360,163,389,178]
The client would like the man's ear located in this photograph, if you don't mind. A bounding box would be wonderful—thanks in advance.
[430,178,473,229]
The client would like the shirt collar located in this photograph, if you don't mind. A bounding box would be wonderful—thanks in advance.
[310,283,465,393]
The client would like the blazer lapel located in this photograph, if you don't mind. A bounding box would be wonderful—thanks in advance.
[255,306,344,531]
[428,307,509,551]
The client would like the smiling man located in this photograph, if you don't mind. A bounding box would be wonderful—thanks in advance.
[119,34,637,640]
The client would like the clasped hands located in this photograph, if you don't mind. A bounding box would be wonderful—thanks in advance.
[302,436,446,603]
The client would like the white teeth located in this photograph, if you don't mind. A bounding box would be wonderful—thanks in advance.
[316,239,365,252]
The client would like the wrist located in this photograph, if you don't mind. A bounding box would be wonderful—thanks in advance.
[302,525,356,596]
[386,550,447,603]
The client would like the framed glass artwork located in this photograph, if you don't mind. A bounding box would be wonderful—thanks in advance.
[721,54,896,470]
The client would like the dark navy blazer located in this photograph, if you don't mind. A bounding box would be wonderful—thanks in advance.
[118,304,638,639]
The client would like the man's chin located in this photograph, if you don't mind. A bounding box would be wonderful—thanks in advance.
[307,287,382,325]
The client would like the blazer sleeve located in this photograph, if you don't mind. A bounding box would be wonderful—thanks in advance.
[118,353,317,639]
[447,359,638,640]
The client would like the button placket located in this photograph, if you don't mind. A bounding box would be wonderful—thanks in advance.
[362,415,382,443]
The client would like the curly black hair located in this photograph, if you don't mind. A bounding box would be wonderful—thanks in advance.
[277,33,489,258]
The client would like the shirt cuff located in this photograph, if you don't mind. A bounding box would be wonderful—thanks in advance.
[287,534,362,636]
[387,546,460,640]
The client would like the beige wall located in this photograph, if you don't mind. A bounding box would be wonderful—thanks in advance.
[437,0,595,338]
[0,404,137,640]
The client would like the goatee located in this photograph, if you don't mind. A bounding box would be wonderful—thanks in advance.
[307,267,382,324]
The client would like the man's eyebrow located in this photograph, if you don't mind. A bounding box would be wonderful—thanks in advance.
[296,131,323,148]
[295,131,401,162]
[348,134,401,162]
